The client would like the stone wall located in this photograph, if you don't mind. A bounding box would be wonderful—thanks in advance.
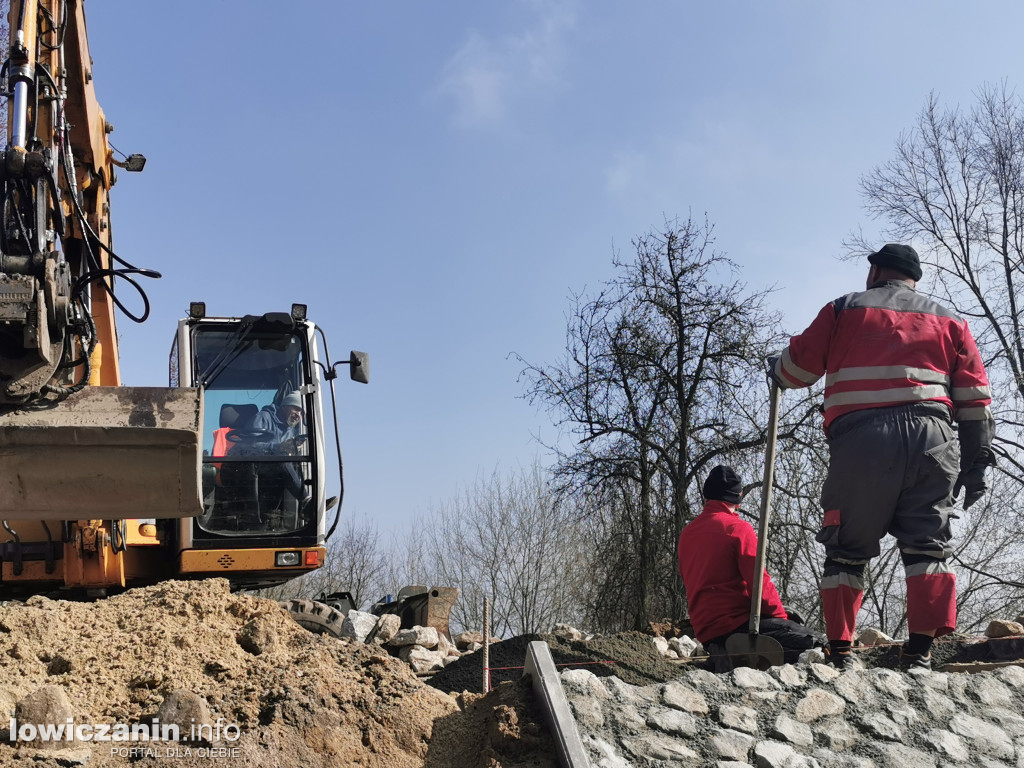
[561,658,1024,767]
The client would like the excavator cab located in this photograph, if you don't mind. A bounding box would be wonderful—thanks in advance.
[169,304,368,589]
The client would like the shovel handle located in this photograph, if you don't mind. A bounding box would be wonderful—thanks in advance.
[748,381,782,635]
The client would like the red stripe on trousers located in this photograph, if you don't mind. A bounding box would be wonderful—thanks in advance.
[821,584,862,642]
[906,572,957,637]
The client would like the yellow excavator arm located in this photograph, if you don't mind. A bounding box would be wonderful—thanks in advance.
[0,0,203,597]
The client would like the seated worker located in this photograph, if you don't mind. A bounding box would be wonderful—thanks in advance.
[678,465,820,672]
[237,391,309,524]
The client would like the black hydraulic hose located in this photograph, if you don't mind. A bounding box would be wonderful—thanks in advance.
[72,267,161,323]
[316,325,346,542]
[41,299,93,397]
[53,117,160,325]
[14,0,28,36]
[110,519,126,554]
[2,519,21,575]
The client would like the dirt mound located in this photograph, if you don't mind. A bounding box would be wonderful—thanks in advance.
[425,679,558,768]
[0,579,458,767]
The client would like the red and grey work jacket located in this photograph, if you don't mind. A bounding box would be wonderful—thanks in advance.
[773,281,992,430]
[677,500,788,643]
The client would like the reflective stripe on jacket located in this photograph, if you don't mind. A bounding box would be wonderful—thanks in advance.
[774,281,992,429]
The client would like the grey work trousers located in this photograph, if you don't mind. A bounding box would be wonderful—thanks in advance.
[818,402,959,563]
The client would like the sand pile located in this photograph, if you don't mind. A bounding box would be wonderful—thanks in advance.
[0,579,459,767]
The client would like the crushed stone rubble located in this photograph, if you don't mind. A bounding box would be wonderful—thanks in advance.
[561,656,1024,767]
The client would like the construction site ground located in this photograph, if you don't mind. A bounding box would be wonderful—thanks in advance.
[0,580,1020,767]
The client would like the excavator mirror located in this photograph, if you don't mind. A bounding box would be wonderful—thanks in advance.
[349,351,369,384]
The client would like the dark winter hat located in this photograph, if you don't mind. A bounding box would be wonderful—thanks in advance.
[703,465,743,504]
[867,243,922,281]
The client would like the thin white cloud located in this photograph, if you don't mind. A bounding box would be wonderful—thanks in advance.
[436,1,576,128]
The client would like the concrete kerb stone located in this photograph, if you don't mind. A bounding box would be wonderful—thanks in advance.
[523,640,591,768]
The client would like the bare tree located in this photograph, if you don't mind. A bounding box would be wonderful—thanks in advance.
[398,463,586,638]
[858,83,1024,466]
[518,216,793,630]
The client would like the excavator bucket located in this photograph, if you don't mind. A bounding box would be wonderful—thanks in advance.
[0,387,203,520]
[372,586,459,641]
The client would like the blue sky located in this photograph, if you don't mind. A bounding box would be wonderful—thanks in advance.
[82,1,1024,535]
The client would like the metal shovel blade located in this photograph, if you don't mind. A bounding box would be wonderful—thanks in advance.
[0,386,203,519]
[724,632,785,670]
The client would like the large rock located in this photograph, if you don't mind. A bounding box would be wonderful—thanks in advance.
[771,714,812,747]
[794,689,845,722]
[14,685,73,750]
[645,707,698,737]
[155,690,212,742]
[709,728,754,760]
[718,705,759,734]
[437,632,458,657]
[857,627,895,646]
[366,614,401,646]
[236,613,279,655]
[985,619,1024,638]
[668,635,699,658]
[661,681,708,714]
[341,609,378,643]
[454,631,483,649]
[390,626,439,649]
[948,712,1015,760]
[551,623,583,642]
[398,645,446,674]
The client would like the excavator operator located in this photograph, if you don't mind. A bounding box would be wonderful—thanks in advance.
[231,392,310,528]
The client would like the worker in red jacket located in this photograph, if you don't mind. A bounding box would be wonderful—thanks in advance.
[678,465,819,672]
[772,244,995,671]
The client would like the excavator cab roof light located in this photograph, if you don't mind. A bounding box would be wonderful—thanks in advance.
[188,302,206,319]
[290,303,307,321]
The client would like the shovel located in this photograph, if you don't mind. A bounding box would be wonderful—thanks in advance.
[725,381,786,670]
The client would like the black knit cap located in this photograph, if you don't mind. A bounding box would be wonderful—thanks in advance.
[703,465,743,504]
[867,243,922,281]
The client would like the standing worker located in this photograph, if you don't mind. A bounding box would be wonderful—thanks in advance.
[771,244,995,670]
[678,465,819,672]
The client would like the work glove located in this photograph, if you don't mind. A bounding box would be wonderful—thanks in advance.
[955,420,996,510]
[783,606,806,626]
[952,465,987,510]
[765,353,783,389]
